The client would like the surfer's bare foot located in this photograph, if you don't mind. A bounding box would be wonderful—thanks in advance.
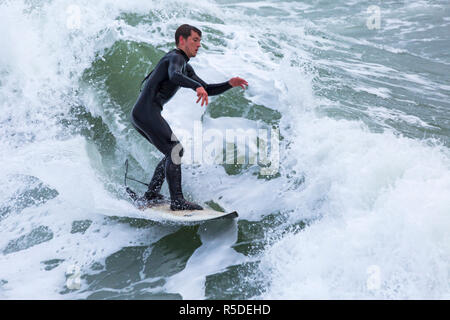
[170,199,203,211]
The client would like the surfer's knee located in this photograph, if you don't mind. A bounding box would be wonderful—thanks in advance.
[167,142,184,165]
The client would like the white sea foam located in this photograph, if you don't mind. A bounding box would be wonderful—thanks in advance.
[354,86,391,99]
[1,0,449,300]
[257,50,450,299]
[259,120,450,299]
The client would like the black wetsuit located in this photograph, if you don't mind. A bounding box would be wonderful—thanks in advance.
[131,48,231,155]
[130,48,232,209]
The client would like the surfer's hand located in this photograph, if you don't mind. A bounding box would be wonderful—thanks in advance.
[229,77,248,90]
[196,87,208,107]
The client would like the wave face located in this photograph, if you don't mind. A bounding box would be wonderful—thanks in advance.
[0,0,449,299]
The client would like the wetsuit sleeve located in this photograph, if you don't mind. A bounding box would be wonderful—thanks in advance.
[167,55,203,90]
[186,64,232,96]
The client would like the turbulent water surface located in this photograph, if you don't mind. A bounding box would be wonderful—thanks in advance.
[0,0,449,299]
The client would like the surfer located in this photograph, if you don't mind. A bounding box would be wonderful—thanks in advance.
[130,24,248,210]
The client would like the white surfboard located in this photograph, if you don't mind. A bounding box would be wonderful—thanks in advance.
[134,201,238,223]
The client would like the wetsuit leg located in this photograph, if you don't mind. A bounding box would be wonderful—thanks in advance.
[132,123,153,144]
[131,105,202,210]
[131,105,178,202]
[131,109,179,157]
[164,152,202,210]
[144,156,166,200]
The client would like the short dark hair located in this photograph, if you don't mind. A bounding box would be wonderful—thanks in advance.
[175,24,202,46]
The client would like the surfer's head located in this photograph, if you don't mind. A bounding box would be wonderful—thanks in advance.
[175,24,202,58]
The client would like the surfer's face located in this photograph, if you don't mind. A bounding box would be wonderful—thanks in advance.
[179,31,201,58]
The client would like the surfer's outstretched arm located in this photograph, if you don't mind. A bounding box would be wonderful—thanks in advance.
[186,64,233,96]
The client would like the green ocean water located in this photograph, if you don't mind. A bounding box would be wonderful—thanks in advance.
[1,0,449,299]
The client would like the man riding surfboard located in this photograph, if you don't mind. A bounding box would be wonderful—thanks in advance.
[130,24,248,210]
